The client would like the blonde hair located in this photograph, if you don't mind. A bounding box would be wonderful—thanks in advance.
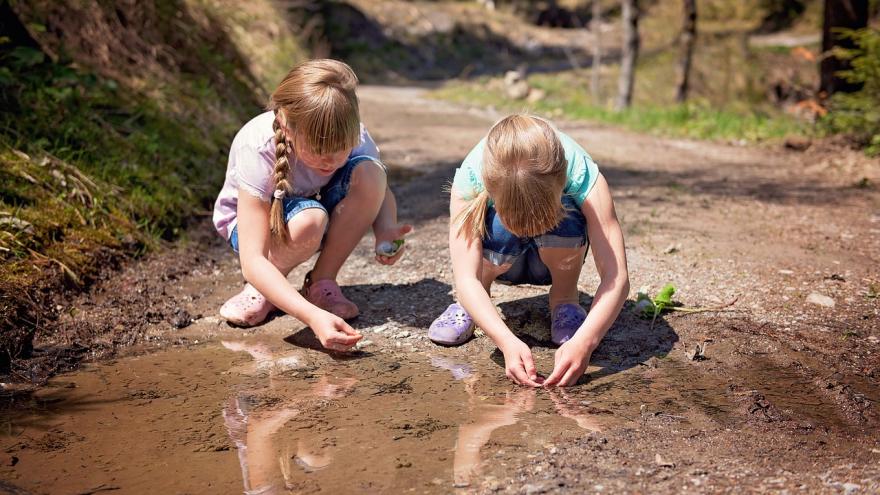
[267,59,361,239]
[455,115,567,240]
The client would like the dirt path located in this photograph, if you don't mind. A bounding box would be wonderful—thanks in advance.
[2,86,879,494]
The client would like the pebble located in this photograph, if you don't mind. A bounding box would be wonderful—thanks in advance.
[396,331,411,339]
[522,483,550,495]
[663,243,681,254]
[778,269,794,275]
[843,483,860,495]
[806,292,835,308]
[868,336,879,344]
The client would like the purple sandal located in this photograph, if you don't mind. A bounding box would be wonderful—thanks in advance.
[428,303,475,346]
[551,303,587,345]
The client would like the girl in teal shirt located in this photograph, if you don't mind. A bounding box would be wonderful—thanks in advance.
[429,114,629,387]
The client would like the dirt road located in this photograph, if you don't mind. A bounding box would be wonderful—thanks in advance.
[2,86,878,494]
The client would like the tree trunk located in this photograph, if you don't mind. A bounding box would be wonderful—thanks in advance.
[674,0,697,103]
[615,0,640,110]
[590,0,602,105]
[820,0,869,96]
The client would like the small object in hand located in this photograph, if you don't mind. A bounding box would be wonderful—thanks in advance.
[377,239,405,257]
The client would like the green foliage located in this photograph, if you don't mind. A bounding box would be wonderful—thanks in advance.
[634,284,678,320]
[0,37,230,248]
[822,28,880,155]
[433,78,806,143]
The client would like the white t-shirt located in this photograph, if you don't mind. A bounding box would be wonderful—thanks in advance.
[212,111,380,239]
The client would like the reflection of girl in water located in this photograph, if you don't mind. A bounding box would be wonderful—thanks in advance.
[431,356,603,488]
[222,340,356,494]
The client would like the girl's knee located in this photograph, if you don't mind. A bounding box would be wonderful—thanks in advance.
[287,208,328,249]
[349,160,387,197]
[482,258,512,275]
[537,246,586,271]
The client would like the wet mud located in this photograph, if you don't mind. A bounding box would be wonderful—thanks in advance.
[3,324,877,494]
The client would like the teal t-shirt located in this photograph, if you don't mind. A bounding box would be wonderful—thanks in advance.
[451,129,600,207]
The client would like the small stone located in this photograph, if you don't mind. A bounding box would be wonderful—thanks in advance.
[868,336,879,344]
[526,88,546,103]
[355,340,373,349]
[396,331,410,339]
[171,308,192,329]
[843,483,860,495]
[663,243,680,254]
[806,292,835,308]
[522,483,550,495]
[655,453,675,468]
[783,136,811,151]
[778,269,794,275]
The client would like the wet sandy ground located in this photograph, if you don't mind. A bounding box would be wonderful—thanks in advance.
[2,87,879,493]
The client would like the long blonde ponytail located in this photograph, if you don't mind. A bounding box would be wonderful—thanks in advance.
[453,190,491,241]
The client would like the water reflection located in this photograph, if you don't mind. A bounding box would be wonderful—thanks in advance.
[431,355,605,488]
[221,340,356,495]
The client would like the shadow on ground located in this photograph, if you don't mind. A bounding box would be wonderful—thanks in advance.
[492,293,678,385]
[285,1,598,82]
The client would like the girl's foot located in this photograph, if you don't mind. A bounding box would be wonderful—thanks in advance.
[550,303,587,345]
[428,303,475,346]
[219,283,276,327]
[301,277,360,320]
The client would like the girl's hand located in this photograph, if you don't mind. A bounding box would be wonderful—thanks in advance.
[374,223,413,265]
[544,340,592,387]
[500,339,543,387]
[307,311,363,351]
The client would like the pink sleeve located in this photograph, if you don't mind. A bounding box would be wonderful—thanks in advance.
[233,144,273,202]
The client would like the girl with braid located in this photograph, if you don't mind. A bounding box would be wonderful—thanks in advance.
[213,59,411,351]
[428,115,628,387]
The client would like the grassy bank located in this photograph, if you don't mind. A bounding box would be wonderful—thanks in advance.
[432,74,808,142]
[0,0,304,370]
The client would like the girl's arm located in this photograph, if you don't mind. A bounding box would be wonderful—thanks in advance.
[544,173,630,387]
[372,183,413,265]
[449,193,542,387]
[236,191,361,350]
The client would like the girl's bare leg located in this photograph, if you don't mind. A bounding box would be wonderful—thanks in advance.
[310,162,386,281]
[538,245,588,309]
[268,208,328,275]
[479,258,512,295]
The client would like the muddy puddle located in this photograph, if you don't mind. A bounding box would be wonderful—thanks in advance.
[2,329,877,494]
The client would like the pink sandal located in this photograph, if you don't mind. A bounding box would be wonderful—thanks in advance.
[301,274,359,320]
[219,283,276,327]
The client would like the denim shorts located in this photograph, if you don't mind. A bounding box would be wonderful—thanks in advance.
[230,155,382,252]
[484,195,588,286]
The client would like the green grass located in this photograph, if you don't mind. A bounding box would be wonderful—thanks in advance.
[432,71,809,143]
